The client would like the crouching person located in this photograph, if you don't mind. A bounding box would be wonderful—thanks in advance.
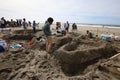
[86,30,94,39]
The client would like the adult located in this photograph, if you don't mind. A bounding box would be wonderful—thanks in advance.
[0,17,6,33]
[10,19,14,27]
[72,23,77,31]
[42,17,54,53]
[32,20,37,33]
[22,18,27,34]
[64,21,70,33]
[0,19,1,28]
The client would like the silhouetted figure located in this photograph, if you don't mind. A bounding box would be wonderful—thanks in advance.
[72,23,77,32]
[64,21,70,33]
[22,18,27,34]
[32,20,37,33]
[0,17,6,33]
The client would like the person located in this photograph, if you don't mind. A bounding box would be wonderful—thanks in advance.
[28,21,31,27]
[10,19,14,27]
[56,22,61,30]
[42,17,54,53]
[86,30,93,38]
[22,18,27,34]
[32,20,37,33]
[0,17,6,33]
[64,21,70,34]
[72,23,77,32]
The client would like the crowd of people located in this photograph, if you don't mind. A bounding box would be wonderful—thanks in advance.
[0,17,39,34]
[0,17,79,35]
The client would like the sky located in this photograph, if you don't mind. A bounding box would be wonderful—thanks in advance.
[0,0,120,25]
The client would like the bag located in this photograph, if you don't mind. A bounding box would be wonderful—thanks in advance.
[102,36,111,41]
[0,45,5,52]
[0,40,7,47]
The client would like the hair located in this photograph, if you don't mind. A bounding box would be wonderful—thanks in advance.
[86,30,89,34]
[23,18,26,21]
[47,17,54,24]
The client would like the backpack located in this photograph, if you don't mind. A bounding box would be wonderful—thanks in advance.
[0,45,5,52]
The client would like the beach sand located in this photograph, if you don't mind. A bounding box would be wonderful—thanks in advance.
[39,23,120,36]
[0,24,120,80]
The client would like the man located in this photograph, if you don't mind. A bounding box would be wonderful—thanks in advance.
[64,21,70,33]
[22,18,27,34]
[32,20,36,33]
[43,17,54,53]
[72,23,77,32]
[0,17,6,33]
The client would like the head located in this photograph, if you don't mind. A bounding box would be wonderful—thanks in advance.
[1,17,4,20]
[11,19,13,21]
[47,17,54,25]
[86,30,89,34]
[33,20,35,23]
[23,18,26,21]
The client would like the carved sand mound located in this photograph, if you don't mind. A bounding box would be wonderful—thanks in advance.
[0,31,120,80]
[13,30,42,34]
[54,40,117,75]
[9,34,34,40]
[52,35,72,52]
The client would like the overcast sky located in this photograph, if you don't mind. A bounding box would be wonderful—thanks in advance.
[0,0,120,25]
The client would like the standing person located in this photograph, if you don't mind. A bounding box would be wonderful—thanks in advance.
[0,17,5,33]
[10,19,14,27]
[72,23,77,32]
[2,17,7,28]
[22,18,27,34]
[0,19,1,28]
[28,21,31,27]
[32,20,36,33]
[42,17,54,53]
[64,21,70,34]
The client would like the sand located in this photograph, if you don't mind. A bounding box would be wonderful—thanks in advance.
[0,24,120,80]
[40,23,120,37]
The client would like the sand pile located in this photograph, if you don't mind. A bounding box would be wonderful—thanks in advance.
[0,30,120,80]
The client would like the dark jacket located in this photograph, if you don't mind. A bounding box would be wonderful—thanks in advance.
[42,22,51,36]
